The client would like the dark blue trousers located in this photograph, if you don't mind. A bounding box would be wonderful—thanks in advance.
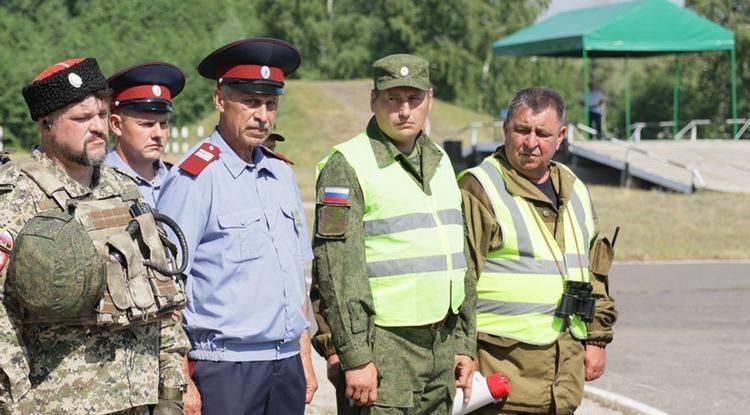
[193,355,306,415]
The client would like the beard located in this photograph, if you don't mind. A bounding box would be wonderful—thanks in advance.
[55,138,106,167]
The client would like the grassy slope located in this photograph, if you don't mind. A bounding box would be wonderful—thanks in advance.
[591,187,749,260]
[180,79,749,260]
[185,79,494,200]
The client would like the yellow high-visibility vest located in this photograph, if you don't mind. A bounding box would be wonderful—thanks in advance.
[463,156,595,344]
[317,133,466,327]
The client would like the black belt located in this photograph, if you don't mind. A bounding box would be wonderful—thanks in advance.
[420,312,458,331]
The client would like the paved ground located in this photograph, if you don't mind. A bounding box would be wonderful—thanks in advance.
[306,261,750,414]
[305,352,619,415]
[589,261,750,414]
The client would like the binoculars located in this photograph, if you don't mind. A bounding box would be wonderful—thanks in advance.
[555,281,596,322]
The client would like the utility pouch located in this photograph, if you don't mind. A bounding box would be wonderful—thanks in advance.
[590,237,615,276]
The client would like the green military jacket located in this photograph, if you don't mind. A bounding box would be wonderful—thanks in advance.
[311,117,477,370]
[0,150,189,414]
[459,147,618,413]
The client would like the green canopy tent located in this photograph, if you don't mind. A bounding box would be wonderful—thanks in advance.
[492,0,737,138]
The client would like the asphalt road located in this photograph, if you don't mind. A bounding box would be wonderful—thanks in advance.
[306,261,749,414]
[589,262,750,414]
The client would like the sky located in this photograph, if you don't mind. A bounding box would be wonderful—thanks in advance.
[539,0,685,20]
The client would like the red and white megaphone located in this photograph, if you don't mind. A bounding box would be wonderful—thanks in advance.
[452,371,511,415]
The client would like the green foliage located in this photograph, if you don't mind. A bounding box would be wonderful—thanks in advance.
[592,1,748,139]
[0,0,745,146]
[0,0,261,148]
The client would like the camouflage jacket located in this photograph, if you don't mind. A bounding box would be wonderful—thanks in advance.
[311,118,477,370]
[0,149,189,414]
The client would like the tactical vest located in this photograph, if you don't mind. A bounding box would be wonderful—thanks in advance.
[464,157,595,345]
[317,133,466,327]
[10,158,186,327]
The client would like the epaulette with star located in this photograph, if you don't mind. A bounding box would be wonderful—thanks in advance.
[179,142,221,176]
[260,145,294,165]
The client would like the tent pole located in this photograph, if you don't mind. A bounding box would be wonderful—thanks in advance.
[583,49,590,140]
[625,55,631,139]
[731,47,738,139]
[673,54,679,138]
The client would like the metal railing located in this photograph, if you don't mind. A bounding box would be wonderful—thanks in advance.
[570,123,705,191]
[628,118,749,142]
[450,121,504,147]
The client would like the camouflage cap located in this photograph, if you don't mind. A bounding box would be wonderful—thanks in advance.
[372,54,430,91]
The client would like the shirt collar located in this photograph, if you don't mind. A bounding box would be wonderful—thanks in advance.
[31,148,95,198]
[105,150,168,187]
[365,117,434,169]
[210,128,277,179]
[493,147,570,208]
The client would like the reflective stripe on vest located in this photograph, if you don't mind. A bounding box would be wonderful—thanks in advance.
[466,157,594,345]
[317,133,466,327]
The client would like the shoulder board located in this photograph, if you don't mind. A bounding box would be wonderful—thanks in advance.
[179,143,221,176]
[260,145,294,165]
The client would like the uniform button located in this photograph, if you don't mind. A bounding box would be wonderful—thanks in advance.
[554,379,560,386]
[542,209,550,217]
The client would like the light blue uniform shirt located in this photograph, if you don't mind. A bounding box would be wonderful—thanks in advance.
[105,150,169,208]
[157,129,312,361]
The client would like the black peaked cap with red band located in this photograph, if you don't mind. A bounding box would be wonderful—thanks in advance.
[108,62,186,113]
[197,37,301,95]
[22,57,108,121]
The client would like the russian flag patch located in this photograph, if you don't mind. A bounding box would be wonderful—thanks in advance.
[322,186,350,205]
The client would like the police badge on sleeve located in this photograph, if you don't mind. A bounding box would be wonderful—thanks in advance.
[0,229,13,274]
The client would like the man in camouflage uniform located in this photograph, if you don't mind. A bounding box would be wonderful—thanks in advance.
[0,57,189,414]
[311,54,477,415]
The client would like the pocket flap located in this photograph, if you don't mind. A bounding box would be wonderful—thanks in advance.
[375,387,413,408]
[105,260,132,310]
[218,209,262,229]
[128,275,156,309]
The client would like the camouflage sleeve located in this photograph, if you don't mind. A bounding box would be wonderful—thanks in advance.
[586,209,618,347]
[0,169,40,412]
[158,318,190,394]
[312,153,375,371]
[454,214,477,358]
[310,265,336,359]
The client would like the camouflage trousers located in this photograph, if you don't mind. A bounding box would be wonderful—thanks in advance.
[335,323,457,415]
[108,401,182,415]
[110,405,150,415]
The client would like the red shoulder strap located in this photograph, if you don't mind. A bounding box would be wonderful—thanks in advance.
[179,142,221,176]
[260,145,294,165]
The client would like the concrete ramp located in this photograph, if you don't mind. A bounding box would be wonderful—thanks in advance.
[568,140,750,193]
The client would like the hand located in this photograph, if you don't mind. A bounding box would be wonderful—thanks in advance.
[182,378,201,415]
[344,361,378,406]
[454,355,475,404]
[326,354,343,385]
[303,356,319,404]
[584,345,606,381]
